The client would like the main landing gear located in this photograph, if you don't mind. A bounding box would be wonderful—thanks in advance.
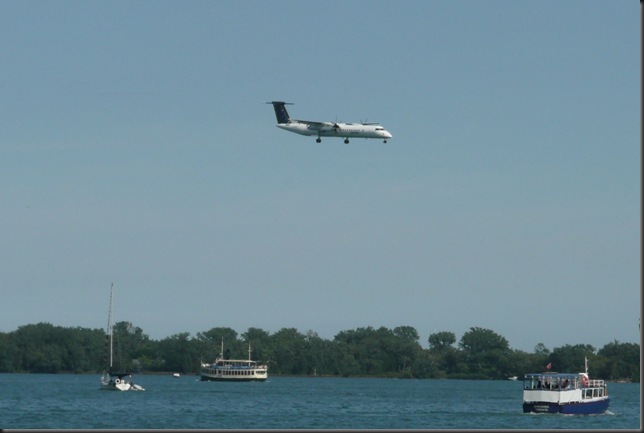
[315,138,388,144]
[315,137,350,144]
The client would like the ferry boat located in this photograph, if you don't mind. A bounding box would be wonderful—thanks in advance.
[200,339,268,382]
[522,358,609,414]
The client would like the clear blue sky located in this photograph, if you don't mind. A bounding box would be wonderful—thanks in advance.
[1,1,639,353]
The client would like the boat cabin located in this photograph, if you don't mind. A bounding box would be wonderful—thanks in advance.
[524,373,581,391]
[523,372,607,398]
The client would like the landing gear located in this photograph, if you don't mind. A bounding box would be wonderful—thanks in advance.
[344,138,350,144]
[316,138,321,143]
[383,140,387,143]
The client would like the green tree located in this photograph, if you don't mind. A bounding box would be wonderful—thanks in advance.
[428,331,456,351]
[410,349,437,378]
[11,323,62,373]
[156,333,196,373]
[334,327,389,375]
[2,321,640,380]
[597,340,640,381]
[0,332,14,372]
[426,331,460,378]
[241,327,271,364]
[111,321,153,372]
[303,330,335,375]
[459,327,511,378]
[392,326,422,376]
[195,327,240,362]
[548,344,596,374]
[270,328,308,374]
[459,327,510,354]
[534,342,550,355]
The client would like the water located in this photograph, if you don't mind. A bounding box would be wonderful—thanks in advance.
[0,374,639,429]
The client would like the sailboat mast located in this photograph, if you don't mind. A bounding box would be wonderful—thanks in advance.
[107,283,114,369]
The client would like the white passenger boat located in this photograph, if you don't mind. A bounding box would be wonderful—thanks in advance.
[200,339,268,382]
[522,358,608,414]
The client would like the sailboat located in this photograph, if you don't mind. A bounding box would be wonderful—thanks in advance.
[100,283,145,391]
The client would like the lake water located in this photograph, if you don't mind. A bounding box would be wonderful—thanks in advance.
[0,374,639,429]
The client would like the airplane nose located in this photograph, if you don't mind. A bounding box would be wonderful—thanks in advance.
[385,131,392,139]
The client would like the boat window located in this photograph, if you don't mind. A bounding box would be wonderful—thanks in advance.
[524,377,538,389]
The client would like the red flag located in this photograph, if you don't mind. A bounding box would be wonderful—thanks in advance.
[546,362,552,370]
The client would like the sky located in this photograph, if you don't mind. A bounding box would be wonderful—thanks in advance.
[1,1,639,353]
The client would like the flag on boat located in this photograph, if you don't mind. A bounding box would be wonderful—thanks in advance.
[546,362,552,370]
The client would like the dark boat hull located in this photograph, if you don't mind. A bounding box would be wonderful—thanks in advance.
[523,398,610,415]
[200,375,267,382]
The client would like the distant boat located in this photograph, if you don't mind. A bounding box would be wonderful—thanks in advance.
[99,284,145,391]
[200,338,268,382]
[522,357,609,414]
[173,373,180,378]
[508,376,518,381]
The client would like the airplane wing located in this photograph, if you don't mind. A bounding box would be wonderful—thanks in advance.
[294,119,334,130]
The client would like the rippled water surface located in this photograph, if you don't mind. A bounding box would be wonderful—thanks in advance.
[0,374,639,429]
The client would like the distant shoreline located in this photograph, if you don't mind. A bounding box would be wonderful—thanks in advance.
[3,371,636,383]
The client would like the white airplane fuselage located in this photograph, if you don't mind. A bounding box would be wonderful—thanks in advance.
[278,121,392,140]
[267,101,392,143]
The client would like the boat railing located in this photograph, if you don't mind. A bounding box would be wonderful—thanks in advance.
[221,365,259,370]
[586,379,605,388]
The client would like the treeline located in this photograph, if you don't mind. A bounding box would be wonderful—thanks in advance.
[0,322,639,381]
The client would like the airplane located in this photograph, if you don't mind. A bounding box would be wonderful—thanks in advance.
[266,101,392,144]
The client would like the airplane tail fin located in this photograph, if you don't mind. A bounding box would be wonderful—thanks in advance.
[266,101,293,124]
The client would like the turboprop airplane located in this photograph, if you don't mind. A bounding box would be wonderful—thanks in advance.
[266,101,392,144]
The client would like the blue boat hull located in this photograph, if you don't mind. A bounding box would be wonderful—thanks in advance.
[523,398,610,415]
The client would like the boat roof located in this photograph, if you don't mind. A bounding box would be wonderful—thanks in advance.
[524,372,582,378]
[215,357,262,363]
